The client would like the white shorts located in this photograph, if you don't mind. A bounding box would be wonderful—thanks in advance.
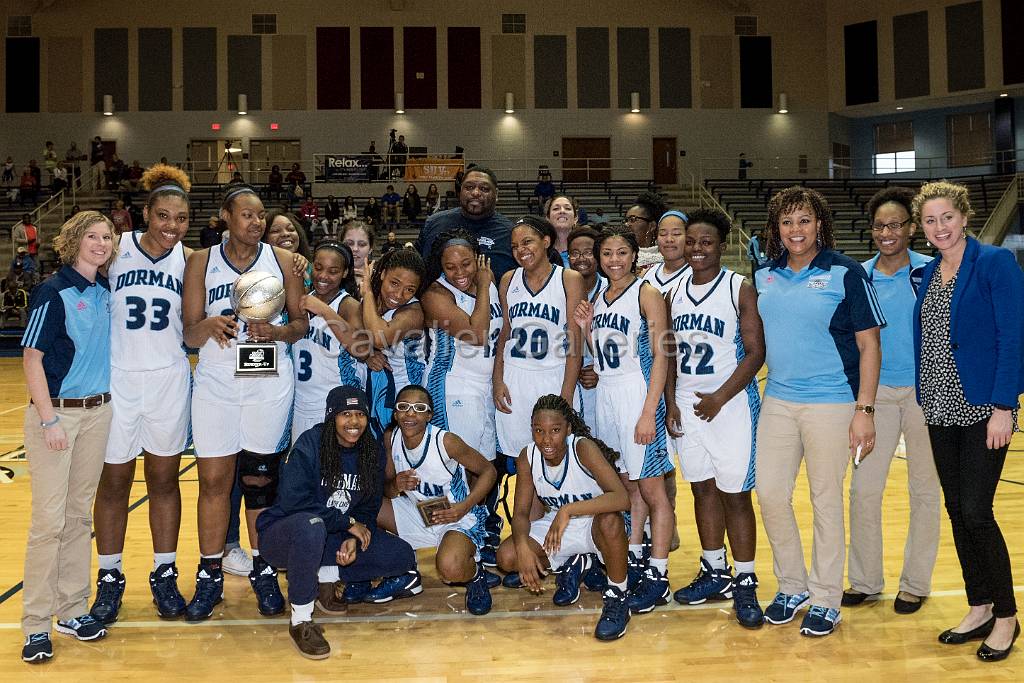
[430,376,497,461]
[594,375,673,481]
[191,361,294,457]
[529,511,601,570]
[393,494,486,551]
[577,383,598,431]
[676,387,759,493]
[105,359,191,464]
[291,404,324,447]
[496,367,582,457]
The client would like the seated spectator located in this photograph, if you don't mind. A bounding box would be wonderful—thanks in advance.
[424,183,441,216]
[225,171,245,191]
[51,164,68,194]
[380,231,401,256]
[286,162,306,198]
[199,216,223,248]
[310,219,328,243]
[267,164,284,200]
[65,204,81,222]
[110,199,132,234]
[577,205,588,225]
[363,196,382,226]
[105,154,125,190]
[528,173,556,214]
[126,197,143,229]
[324,195,341,224]
[11,247,36,278]
[42,142,58,180]
[19,168,37,206]
[1,277,29,328]
[126,160,144,192]
[402,184,422,225]
[2,156,14,185]
[300,196,319,226]
[342,196,358,221]
[381,184,401,228]
[589,207,610,226]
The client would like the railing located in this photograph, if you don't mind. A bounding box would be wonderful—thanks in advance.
[977,173,1023,245]
[694,182,751,266]
[7,189,65,260]
[697,149,1024,183]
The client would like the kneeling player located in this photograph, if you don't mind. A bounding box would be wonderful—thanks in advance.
[496,395,631,641]
[376,385,497,614]
[257,386,418,660]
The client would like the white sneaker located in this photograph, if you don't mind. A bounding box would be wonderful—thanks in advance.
[222,546,253,576]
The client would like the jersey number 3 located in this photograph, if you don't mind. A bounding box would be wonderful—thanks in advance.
[125,296,171,331]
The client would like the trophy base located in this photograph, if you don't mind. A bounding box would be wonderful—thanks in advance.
[235,342,279,377]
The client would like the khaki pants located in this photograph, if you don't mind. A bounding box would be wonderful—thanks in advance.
[848,385,940,596]
[755,397,852,610]
[21,402,111,635]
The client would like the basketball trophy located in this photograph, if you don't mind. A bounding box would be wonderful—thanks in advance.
[231,270,286,376]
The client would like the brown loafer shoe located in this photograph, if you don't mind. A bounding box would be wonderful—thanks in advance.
[289,620,330,660]
[316,581,348,615]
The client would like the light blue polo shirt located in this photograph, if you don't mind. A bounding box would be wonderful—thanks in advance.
[862,251,932,388]
[755,249,885,403]
[22,266,111,398]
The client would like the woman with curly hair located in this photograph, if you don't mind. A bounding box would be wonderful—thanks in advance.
[20,211,117,663]
[755,186,884,637]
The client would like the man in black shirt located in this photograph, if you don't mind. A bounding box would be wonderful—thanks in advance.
[416,167,515,279]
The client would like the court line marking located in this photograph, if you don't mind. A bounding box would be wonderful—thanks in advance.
[0,459,198,606]
[0,403,27,416]
[0,586,1021,629]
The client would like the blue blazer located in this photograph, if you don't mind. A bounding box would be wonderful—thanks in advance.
[913,237,1024,408]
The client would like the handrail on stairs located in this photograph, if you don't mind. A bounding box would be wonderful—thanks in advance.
[977,173,1023,245]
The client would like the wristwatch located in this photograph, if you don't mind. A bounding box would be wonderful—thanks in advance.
[855,404,875,415]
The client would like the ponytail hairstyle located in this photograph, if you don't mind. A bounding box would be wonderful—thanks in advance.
[513,215,561,266]
[141,163,191,209]
[592,225,640,277]
[369,246,427,304]
[425,228,480,285]
[222,183,260,211]
[314,240,360,299]
[531,394,620,466]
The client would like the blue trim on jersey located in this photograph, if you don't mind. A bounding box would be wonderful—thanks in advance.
[276,400,294,453]
[655,263,690,289]
[601,276,640,308]
[219,241,263,275]
[524,264,558,297]
[131,230,175,265]
[735,326,760,492]
[366,369,396,441]
[426,331,455,430]
[23,299,48,348]
[541,449,571,490]
[400,425,433,470]
[637,317,672,479]
[403,336,425,385]
[685,269,727,307]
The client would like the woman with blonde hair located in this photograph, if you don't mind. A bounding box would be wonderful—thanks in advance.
[20,211,117,663]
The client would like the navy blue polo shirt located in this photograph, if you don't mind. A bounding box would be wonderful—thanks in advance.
[416,208,515,280]
[21,266,111,398]
[755,249,885,403]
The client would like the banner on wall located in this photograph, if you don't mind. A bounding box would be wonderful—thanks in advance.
[324,154,370,181]
[403,157,465,182]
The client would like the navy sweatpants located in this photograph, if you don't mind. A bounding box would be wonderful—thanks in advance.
[259,512,417,605]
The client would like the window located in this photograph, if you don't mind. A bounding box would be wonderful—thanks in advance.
[7,16,31,37]
[947,111,992,167]
[502,14,526,34]
[831,142,851,179]
[252,14,277,35]
[873,121,915,174]
[734,16,758,36]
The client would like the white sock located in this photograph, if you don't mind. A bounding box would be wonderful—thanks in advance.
[318,565,340,583]
[251,549,260,557]
[649,557,668,574]
[702,547,727,570]
[290,601,314,626]
[734,560,756,575]
[98,553,122,572]
[628,544,644,559]
[608,579,627,592]
[153,552,176,570]
[200,552,223,560]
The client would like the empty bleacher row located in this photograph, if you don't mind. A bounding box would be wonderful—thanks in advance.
[705,175,1015,262]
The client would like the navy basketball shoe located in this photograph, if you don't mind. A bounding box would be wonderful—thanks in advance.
[89,568,126,625]
[185,562,224,621]
[627,566,670,614]
[249,555,285,616]
[672,558,734,605]
[466,565,493,615]
[594,585,630,641]
[553,554,590,607]
[365,570,424,603]
[732,572,764,628]
[149,562,187,618]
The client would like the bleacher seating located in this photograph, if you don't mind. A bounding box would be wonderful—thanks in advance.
[705,175,1015,262]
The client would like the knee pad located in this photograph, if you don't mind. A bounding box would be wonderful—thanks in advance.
[238,449,284,509]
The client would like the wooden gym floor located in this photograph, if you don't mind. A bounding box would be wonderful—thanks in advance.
[0,357,1021,681]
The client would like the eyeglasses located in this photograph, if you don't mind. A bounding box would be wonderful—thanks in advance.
[624,215,650,224]
[568,249,593,259]
[870,219,911,233]
[395,401,431,413]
